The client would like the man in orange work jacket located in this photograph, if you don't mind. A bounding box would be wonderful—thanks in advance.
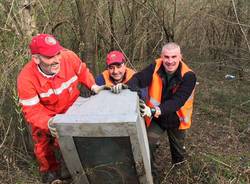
[113,42,196,183]
[95,50,135,88]
[17,34,103,184]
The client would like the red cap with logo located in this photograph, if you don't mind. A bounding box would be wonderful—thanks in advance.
[106,51,125,66]
[29,34,63,57]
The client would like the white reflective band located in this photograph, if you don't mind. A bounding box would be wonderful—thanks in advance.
[179,116,190,124]
[179,117,187,123]
[179,109,191,124]
[150,97,160,106]
[78,63,83,75]
[39,75,78,98]
[39,89,54,98]
[19,95,40,106]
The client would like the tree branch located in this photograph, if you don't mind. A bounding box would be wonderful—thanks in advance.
[231,0,250,53]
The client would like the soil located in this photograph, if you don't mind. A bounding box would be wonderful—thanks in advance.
[2,109,248,184]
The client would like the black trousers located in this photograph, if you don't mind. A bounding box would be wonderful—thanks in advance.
[147,121,187,165]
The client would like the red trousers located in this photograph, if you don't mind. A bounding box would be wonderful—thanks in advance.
[31,127,60,173]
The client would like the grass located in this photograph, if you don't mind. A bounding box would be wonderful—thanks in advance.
[159,153,249,184]
[0,52,249,183]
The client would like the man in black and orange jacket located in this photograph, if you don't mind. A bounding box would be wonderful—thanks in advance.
[111,42,196,182]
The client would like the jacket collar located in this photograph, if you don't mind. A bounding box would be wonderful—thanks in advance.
[32,58,66,87]
[157,62,182,81]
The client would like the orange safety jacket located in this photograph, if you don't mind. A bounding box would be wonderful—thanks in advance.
[102,68,135,86]
[17,49,95,131]
[145,58,195,129]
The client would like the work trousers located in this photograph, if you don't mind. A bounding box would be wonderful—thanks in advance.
[147,121,187,165]
[31,127,61,173]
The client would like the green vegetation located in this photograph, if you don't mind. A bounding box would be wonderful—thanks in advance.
[0,0,249,183]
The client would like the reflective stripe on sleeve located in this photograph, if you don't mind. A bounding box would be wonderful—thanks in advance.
[149,97,160,106]
[19,95,40,106]
[39,89,54,98]
[77,63,83,75]
[39,75,78,98]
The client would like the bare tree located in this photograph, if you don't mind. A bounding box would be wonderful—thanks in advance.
[75,0,97,74]
[1,0,37,38]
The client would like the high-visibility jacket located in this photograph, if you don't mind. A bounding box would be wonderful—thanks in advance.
[102,68,135,86]
[146,58,195,129]
[17,49,95,131]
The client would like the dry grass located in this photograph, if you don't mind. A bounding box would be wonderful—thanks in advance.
[0,1,249,183]
[1,55,249,184]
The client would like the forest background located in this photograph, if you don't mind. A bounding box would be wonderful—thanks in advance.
[0,0,249,183]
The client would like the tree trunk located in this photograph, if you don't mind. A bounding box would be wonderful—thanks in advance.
[21,0,37,37]
[75,0,97,75]
[108,0,115,50]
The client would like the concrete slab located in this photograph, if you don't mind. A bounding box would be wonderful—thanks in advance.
[54,90,153,184]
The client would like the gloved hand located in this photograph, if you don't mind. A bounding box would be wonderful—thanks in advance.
[48,117,57,137]
[110,83,128,94]
[91,84,106,94]
[139,99,152,117]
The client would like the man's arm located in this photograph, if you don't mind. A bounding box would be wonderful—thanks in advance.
[95,74,105,86]
[69,51,96,89]
[17,77,56,131]
[127,63,155,92]
[159,71,196,114]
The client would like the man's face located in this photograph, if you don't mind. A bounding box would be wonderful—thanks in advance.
[161,48,182,74]
[37,53,61,75]
[108,63,126,83]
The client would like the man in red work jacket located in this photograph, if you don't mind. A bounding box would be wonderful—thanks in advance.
[112,42,196,183]
[17,34,103,184]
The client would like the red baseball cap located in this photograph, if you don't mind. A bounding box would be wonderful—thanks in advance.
[106,51,125,66]
[29,34,63,57]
